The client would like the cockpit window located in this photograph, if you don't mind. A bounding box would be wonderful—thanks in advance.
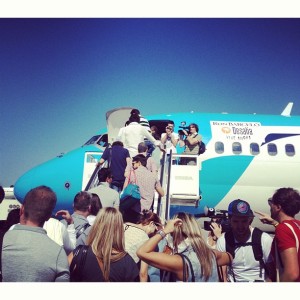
[97,134,108,147]
[84,134,108,147]
[84,135,101,145]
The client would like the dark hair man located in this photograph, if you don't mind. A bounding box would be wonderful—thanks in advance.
[117,110,160,158]
[60,190,91,245]
[88,168,120,209]
[160,121,179,155]
[131,108,151,132]
[2,186,70,281]
[97,141,131,193]
[122,154,164,223]
[256,187,300,281]
[216,199,273,282]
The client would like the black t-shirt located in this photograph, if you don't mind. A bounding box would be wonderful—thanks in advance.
[102,145,130,184]
[80,247,139,282]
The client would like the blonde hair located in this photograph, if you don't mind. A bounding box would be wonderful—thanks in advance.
[172,212,214,281]
[86,207,126,281]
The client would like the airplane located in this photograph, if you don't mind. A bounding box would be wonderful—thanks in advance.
[0,187,21,222]
[13,103,300,231]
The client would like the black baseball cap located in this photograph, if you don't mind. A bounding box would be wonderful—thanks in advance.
[228,199,254,217]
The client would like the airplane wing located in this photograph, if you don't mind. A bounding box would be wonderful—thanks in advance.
[106,107,135,144]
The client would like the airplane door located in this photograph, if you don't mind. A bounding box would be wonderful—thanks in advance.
[106,107,135,144]
[81,152,102,190]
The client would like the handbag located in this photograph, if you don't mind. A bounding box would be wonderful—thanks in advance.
[120,171,141,212]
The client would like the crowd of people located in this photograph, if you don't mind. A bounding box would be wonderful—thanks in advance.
[1,109,300,282]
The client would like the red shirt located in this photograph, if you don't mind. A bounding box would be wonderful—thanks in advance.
[273,219,300,281]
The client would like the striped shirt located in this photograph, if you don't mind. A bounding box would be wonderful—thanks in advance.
[139,115,151,132]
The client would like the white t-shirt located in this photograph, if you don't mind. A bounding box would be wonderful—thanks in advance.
[118,122,159,157]
[124,224,149,263]
[44,218,76,255]
[216,227,273,282]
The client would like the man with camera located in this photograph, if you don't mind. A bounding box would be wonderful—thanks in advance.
[216,199,274,282]
[178,122,201,165]
[205,218,224,249]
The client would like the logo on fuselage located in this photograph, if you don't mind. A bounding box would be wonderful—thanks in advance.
[222,127,231,134]
[212,121,261,141]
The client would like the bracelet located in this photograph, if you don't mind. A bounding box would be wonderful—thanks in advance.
[273,223,279,227]
[156,229,166,239]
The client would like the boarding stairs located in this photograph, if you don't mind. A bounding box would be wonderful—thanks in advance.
[83,147,202,224]
[156,151,202,223]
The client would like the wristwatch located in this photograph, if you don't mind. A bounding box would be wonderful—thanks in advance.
[156,229,166,239]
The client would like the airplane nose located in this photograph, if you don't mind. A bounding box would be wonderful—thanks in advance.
[14,167,40,203]
[13,153,85,213]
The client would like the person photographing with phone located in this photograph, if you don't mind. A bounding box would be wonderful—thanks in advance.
[160,121,179,166]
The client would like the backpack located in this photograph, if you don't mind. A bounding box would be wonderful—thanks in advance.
[76,222,91,239]
[224,227,266,280]
[70,245,89,282]
[198,141,206,155]
[194,134,206,155]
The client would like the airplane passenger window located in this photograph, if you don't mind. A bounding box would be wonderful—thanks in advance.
[285,144,295,157]
[250,143,260,155]
[232,142,242,154]
[215,141,224,154]
[267,143,277,156]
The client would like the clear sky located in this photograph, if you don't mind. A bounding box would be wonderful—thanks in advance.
[1,18,300,187]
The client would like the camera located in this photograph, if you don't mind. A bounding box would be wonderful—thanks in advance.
[202,206,231,233]
[179,125,189,131]
[178,121,189,136]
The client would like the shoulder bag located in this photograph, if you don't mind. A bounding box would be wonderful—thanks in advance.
[160,253,195,282]
[120,171,141,212]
